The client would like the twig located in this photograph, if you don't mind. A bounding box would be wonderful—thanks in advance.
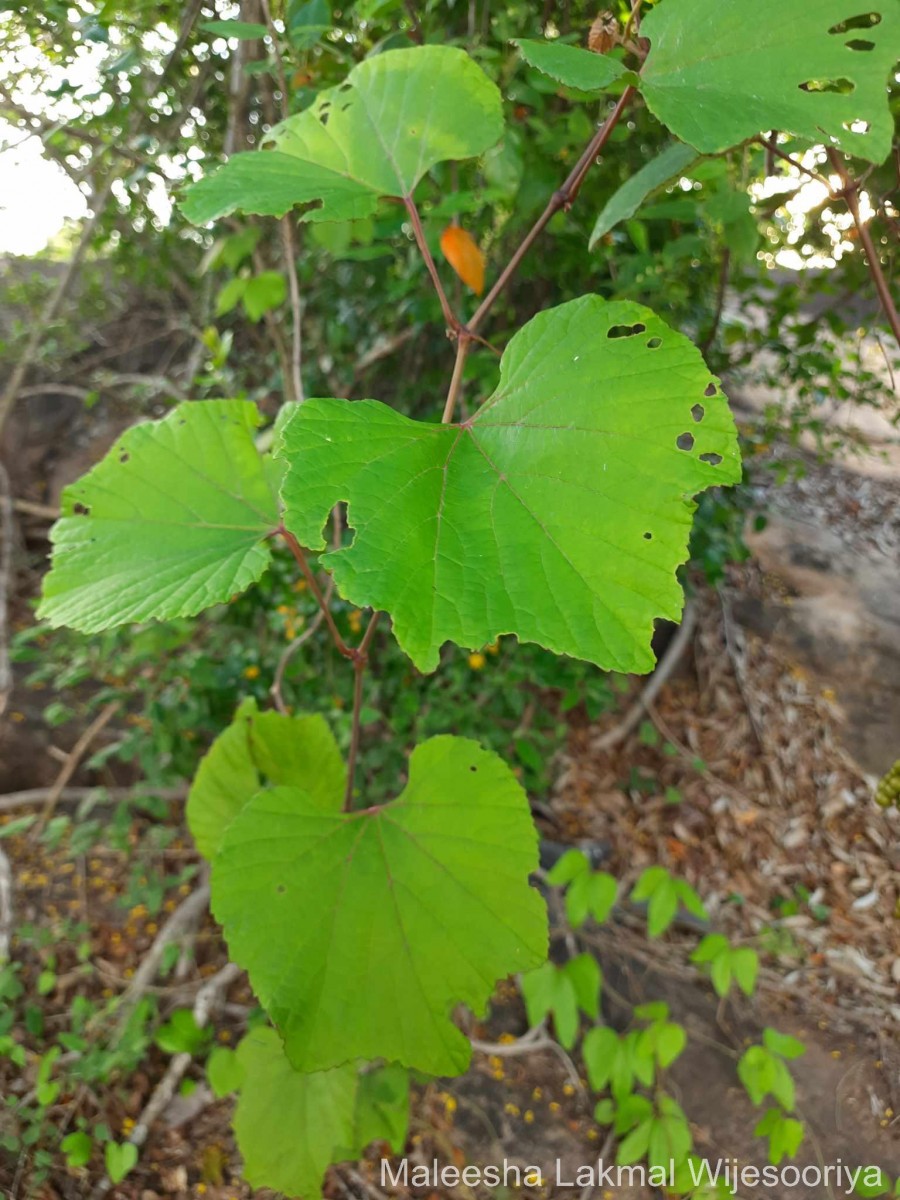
[442,85,636,423]
[33,701,121,834]
[113,880,210,1038]
[0,462,12,721]
[403,195,459,333]
[279,527,354,659]
[700,248,730,355]
[271,607,328,713]
[344,613,382,808]
[0,785,187,814]
[827,147,900,348]
[591,601,696,753]
[0,844,12,962]
[754,136,834,191]
[90,961,240,1200]
[281,217,305,403]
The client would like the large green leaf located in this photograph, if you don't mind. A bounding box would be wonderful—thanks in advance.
[514,39,627,91]
[233,1027,408,1199]
[187,698,346,860]
[280,297,739,674]
[589,141,697,247]
[37,401,280,633]
[639,0,899,163]
[212,736,547,1076]
[181,46,502,225]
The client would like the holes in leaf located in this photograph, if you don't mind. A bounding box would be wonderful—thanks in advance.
[699,452,723,466]
[845,37,876,49]
[276,884,286,894]
[73,502,90,516]
[119,452,130,463]
[704,382,717,397]
[691,404,705,423]
[643,531,653,541]
[319,110,330,126]
[607,322,646,339]
[469,765,478,772]
[843,119,870,133]
[799,77,856,94]
[828,11,881,33]
[676,432,695,452]
[647,336,663,349]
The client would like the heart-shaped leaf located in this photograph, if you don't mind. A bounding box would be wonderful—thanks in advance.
[105,1141,138,1184]
[181,46,502,225]
[211,736,547,1076]
[280,297,740,674]
[37,401,280,633]
[639,0,899,163]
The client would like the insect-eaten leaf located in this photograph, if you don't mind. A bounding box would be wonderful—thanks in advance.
[279,296,740,675]
[37,401,280,633]
[211,736,547,1076]
[181,46,502,225]
[439,225,485,295]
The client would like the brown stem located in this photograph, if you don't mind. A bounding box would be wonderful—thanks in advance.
[344,613,381,808]
[440,84,635,423]
[700,248,730,355]
[754,136,833,191]
[279,527,354,658]
[403,195,460,333]
[280,217,305,403]
[826,148,900,349]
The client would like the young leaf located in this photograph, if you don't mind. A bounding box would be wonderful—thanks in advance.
[242,271,287,322]
[639,0,899,163]
[61,1131,93,1168]
[587,871,618,924]
[181,46,502,225]
[731,947,759,997]
[582,1025,619,1091]
[206,1045,246,1097]
[590,141,698,247]
[233,1028,408,1198]
[187,698,346,860]
[563,953,602,1021]
[762,1028,806,1060]
[211,736,547,1076]
[514,39,627,91]
[546,848,590,887]
[104,1141,138,1185]
[37,401,279,633]
[200,18,268,38]
[280,297,740,675]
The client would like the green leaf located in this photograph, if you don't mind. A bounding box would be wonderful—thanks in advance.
[587,871,618,924]
[590,141,697,247]
[207,1045,246,1097]
[188,698,346,861]
[647,878,679,937]
[731,947,759,997]
[105,1141,137,1184]
[155,1009,212,1056]
[710,952,732,997]
[854,1169,892,1198]
[181,46,502,225]
[233,1028,408,1198]
[563,953,602,1021]
[287,0,332,49]
[243,271,287,322]
[564,870,591,927]
[61,1131,93,1168]
[215,276,248,316]
[546,848,590,887]
[648,1112,692,1171]
[617,1117,653,1165]
[690,933,728,965]
[280,297,739,674]
[200,19,269,38]
[653,1022,686,1069]
[737,1045,776,1106]
[583,1025,619,1091]
[639,0,900,163]
[763,1028,806,1060]
[514,39,627,91]
[212,736,547,1075]
[37,401,279,634]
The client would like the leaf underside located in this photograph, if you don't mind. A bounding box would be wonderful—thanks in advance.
[180,45,503,224]
[590,141,698,247]
[211,736,547,1076]
[640,0,900,163]
[37,401,279,633]
[280,296,740,675]
[233,1028,408,1199]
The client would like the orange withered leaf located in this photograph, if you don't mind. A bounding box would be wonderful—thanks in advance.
[588,10,619,53]
[439,225,485,295]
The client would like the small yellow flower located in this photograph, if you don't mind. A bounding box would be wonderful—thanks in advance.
[532,1087,542,1101]
[524,1110,534,1124]
[468,652,486,670]
[562,1083,575,1097]
[443,1095,457,1114]
[293,578,308,592]
[122,1118,135,1134]
[242,664,261,680]
[504,1103,520,1116]
[549,1100,561,1113]
[276,604,291,615]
